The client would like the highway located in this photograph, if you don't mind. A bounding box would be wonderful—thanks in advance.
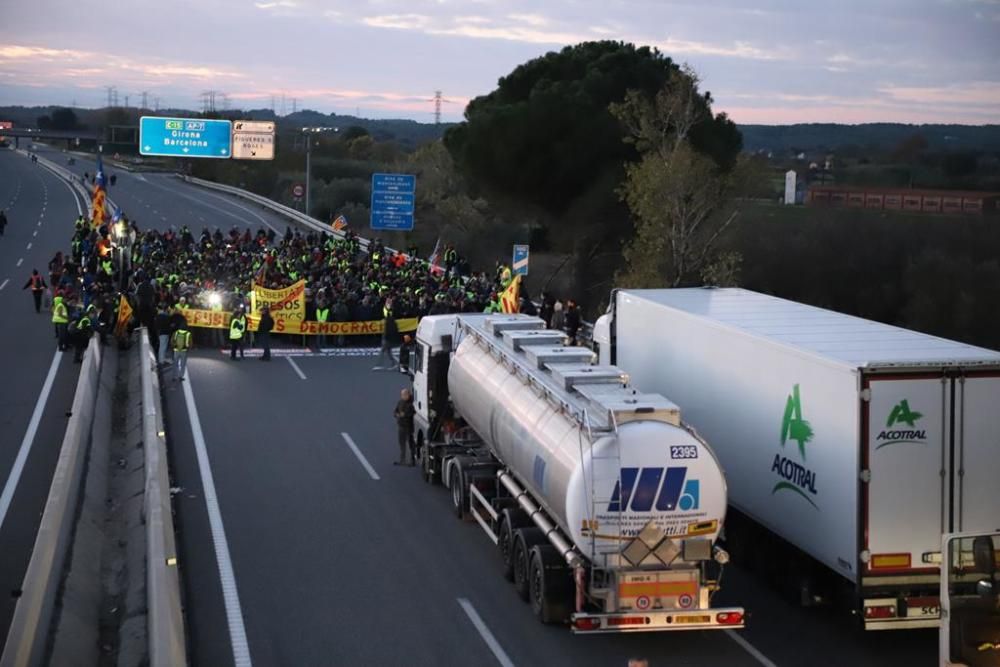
[0,148,85,643]
[9,144,939,666]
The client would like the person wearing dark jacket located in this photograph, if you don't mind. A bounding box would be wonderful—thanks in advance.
[565,299,581,345]
[375,299,399,370]
[23,269,47,313]
[393,388,416,466]
[257,305,274,361]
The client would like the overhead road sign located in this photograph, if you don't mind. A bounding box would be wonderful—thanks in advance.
[370,173,416,231]
[512,244,529,276]
[232,120,275,160]
[139,116,232,158]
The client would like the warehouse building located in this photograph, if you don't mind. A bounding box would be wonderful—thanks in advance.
[807,186,1000,215]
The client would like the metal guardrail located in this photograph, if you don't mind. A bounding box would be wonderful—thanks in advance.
[1,340,103,667]
[139,330,187,667]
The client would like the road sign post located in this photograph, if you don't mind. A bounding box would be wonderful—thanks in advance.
[139,116,232,159]
[512,244,530,276]
[370,173,416,231]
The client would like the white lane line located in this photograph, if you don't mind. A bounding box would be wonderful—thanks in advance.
[0,279,8,291]
[725,629,779,667]
[26,242,31,250]
[285,356,307,380]
[0,351,63,531]
[457,598,515,667]
[143,177,279,233]
[37,221,42,227]
[340,432,380,481]
[181,186,280,233]
[32,230,37,237]
[16,258,23,267]
[182,376,254,667]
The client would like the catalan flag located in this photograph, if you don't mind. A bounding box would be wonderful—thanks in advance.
[499,274,521,314]
[331,214,347,232]
[90,154,107,228]
[114,294,133,338]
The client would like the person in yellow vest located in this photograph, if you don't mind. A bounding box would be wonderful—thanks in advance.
[172,324,192,381]
[315,301,330,351]
[51,294,69,351]
[229,305,247,360]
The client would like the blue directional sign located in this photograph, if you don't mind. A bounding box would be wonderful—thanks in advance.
[512,244,530,276]
[370,173,416,231]
[139,116,232,159]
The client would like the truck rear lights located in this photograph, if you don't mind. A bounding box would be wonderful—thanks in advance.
[607,616,650,627]
[573,617,602,631]
[715,611,743,625]
[864,604,897,619]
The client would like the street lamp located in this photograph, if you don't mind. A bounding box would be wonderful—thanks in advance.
[300,126,338,218]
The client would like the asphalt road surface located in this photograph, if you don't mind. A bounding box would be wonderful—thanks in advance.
[15,144,940,665]
[0,148,85,643]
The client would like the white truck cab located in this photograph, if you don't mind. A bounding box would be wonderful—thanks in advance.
[939,530,1000,666]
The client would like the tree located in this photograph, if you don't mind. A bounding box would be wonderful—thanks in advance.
[611,67,748,287]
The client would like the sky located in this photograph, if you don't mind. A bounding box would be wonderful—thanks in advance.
[1,0,998,125]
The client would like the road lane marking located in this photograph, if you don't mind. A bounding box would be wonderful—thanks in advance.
[32,230,37,237]
[182,376,254,667]
[16,258,23,267]
[181,186,280,233]
[285,357,306,380]
[725,629,778,667]
[457,598,515,667]
[0,279,8,291]
[0,351,62,531]
[144,177,279,232]
[26,242,31,250]
[340,432,380,481]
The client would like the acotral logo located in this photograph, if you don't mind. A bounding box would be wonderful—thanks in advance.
[773,384,819,509]
[607,467,700,513]
[876,399,927,449]
[781,383,813,459]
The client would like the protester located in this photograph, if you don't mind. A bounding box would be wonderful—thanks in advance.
[257,305,274,361]
[393,388,416,466]
[23,269,47,313]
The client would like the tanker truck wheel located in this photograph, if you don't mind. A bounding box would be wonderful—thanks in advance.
[499,508,531,581]
[512,527,545,601]
[529,545,572,624]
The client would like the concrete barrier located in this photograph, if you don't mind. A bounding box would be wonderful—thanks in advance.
[1,338,103,667]
[139,331,187,667]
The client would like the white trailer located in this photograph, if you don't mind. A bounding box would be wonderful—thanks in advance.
[411,313,745,633]
[594,288,1000,630]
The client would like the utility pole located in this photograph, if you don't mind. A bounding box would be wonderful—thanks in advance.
[124,94,130,108]
[305,132,312,217]
[140,91,148,109]
[434,90,442,125]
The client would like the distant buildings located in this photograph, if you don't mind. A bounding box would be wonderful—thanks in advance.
[807,186,1000,215]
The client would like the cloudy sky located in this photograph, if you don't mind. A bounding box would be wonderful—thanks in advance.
[1,0,998,124]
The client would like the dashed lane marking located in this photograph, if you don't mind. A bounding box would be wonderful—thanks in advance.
[16,258,23,267]
[457,598,516,667]
[340,432,380,481]
[26,242,31,250]
[725,629,779,667]
[0,279,9,291]
[285,357,307,380]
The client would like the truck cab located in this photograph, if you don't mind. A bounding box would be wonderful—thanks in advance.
[940,531,1000,666]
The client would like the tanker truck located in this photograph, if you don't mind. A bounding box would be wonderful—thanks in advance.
[593,287,1000,630]
[410,313,744,633]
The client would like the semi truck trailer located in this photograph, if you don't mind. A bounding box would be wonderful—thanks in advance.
[410,313,745,633]
[593,287,1000,630]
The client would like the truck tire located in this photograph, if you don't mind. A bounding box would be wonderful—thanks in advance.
[528,545,572,624]
[498,508,531,581]
[512,527,545,601]
[450,466,467,519]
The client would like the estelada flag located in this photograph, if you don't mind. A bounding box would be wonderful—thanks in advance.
[331,214,347,231]
[499,274,521,314]
[90,153,107,228]
[114,294,133,338]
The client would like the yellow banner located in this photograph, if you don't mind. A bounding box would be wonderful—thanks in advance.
[252,280,306,331]
[181,308,418,336]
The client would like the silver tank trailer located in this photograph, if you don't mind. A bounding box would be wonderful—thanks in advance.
[447,320,729,564]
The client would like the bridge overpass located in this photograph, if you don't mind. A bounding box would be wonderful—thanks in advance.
[0,144,939,667]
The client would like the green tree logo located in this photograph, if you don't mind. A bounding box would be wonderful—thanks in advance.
[781,384,813,459]
[886,400,922,428]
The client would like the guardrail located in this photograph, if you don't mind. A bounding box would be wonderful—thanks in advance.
[139,330,187,667]
[1,340,103,667]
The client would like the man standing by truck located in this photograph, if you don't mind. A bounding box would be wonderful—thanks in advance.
[393,388,415,466]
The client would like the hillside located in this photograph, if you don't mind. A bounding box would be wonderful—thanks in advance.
[740,123,1000,154]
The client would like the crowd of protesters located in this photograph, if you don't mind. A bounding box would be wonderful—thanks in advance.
[33,211,583,361]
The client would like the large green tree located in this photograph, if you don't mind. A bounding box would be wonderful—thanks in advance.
[444,41,741,304]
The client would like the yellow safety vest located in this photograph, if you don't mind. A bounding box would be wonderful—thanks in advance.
[172,329,192,351]
[317,308,329,322]
[52,301,69,324]
[229,317,246,340]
